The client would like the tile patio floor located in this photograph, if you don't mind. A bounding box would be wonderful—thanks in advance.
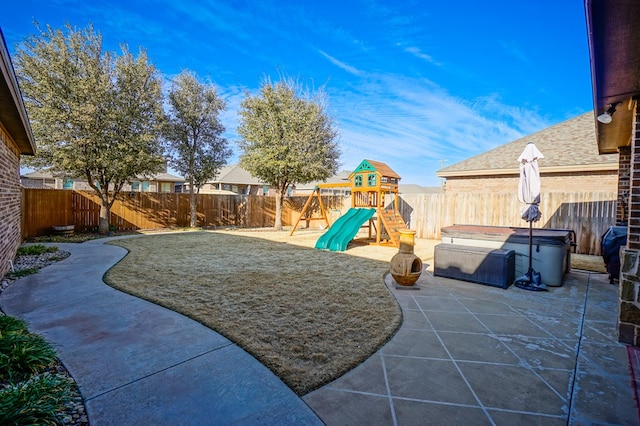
[304,269,638,425]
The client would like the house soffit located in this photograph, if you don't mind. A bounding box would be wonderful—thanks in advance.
[586,0,640,154]
[0,29,35,155]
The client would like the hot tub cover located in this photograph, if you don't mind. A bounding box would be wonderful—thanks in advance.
[441,225,573,246]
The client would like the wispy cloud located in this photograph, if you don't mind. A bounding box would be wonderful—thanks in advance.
[217,84,247,162]
[12,0,570,186]
[322,73,548,185]
[404,46,441,66]
[214,61,550,186]
[499,40,530,63]
[318,50,363,76]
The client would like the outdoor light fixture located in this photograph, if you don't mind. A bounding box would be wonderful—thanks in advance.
[597,103,620,124]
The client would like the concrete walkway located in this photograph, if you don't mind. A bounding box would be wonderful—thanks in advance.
[0,238,321,425]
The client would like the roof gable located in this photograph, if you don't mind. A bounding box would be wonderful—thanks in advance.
[438,112,618,177]
[351,159,401,179]
[152,172,184,182]
[211,164,264,185]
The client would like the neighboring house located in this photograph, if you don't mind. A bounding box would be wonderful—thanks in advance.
[186,164,271,195]
[585,0,640,347]
[293,170,353,196]
[19,169,56,188]
[0,28,36,277]
[437,112,619,194]
[129,172,185,193]
[399,184,440,194]
[21,170,184,193]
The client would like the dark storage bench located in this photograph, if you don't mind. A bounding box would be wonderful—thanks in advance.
[434,244,515,289]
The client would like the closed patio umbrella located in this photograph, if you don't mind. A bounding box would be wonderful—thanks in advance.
[515,142,547,291]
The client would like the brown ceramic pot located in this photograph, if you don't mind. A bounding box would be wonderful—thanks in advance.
[390,229,423,286]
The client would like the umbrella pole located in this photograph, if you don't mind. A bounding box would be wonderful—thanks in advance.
[528,216,533,280]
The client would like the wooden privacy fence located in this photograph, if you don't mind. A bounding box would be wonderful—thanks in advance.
[21,189,347,238]
[397,191,617,255]
[22,188,616,255]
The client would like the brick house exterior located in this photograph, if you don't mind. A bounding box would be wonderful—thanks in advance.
[0,29,36,277]
[585,0,640,346]
[437,112,618,194]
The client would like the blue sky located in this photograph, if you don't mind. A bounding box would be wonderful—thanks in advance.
[3,0,592,186]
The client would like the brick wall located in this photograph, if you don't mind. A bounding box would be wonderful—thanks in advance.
[0,124,23,277]
[619,102,640,346]
[618,146,631,225]
[444,171,618,193]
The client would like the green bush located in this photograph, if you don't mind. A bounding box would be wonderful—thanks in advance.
[0,316,28,336]
[0,316,74,424]
[16,245,58,256]
[0,317,57,383]
[5,268,40,279]
[0,373,72,425]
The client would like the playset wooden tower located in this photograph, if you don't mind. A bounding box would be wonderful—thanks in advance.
[290,159,408,249]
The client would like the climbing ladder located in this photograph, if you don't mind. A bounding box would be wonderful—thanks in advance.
[377,208,407,247]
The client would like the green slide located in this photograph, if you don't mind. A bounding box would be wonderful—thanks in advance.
[315,208,376,252]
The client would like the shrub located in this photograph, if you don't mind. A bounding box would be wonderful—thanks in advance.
[0,373,72,425]
[0,315,74,424]
[0,318,57,383]
[5,268,40,279]
[0,315,28,336]
[16,245,58,256]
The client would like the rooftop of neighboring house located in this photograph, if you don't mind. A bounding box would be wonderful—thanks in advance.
[295,170,352,191]
[437,112,618,178]
[20,170,53,180]
[210,164,264,185]
[21,169,184,182]
[399,184,441,194]
[152,172,185,182]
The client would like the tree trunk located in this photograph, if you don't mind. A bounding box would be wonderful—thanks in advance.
[274,188,283,230]
[99,203,110,234]
[190,190,198,228]
[189,174,197,228]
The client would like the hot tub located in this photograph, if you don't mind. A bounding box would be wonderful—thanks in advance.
[440,225,575,287]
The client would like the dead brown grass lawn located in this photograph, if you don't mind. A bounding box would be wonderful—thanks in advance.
[105,229,411,395]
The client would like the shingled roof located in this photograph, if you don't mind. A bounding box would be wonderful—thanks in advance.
[437,112,618,178]
[351,159,401,179]
[209,164,264,185]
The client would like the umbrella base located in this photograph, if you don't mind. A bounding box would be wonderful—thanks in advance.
[514,269,548,291]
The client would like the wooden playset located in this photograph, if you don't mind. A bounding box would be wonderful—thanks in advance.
[290,159,408,248]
